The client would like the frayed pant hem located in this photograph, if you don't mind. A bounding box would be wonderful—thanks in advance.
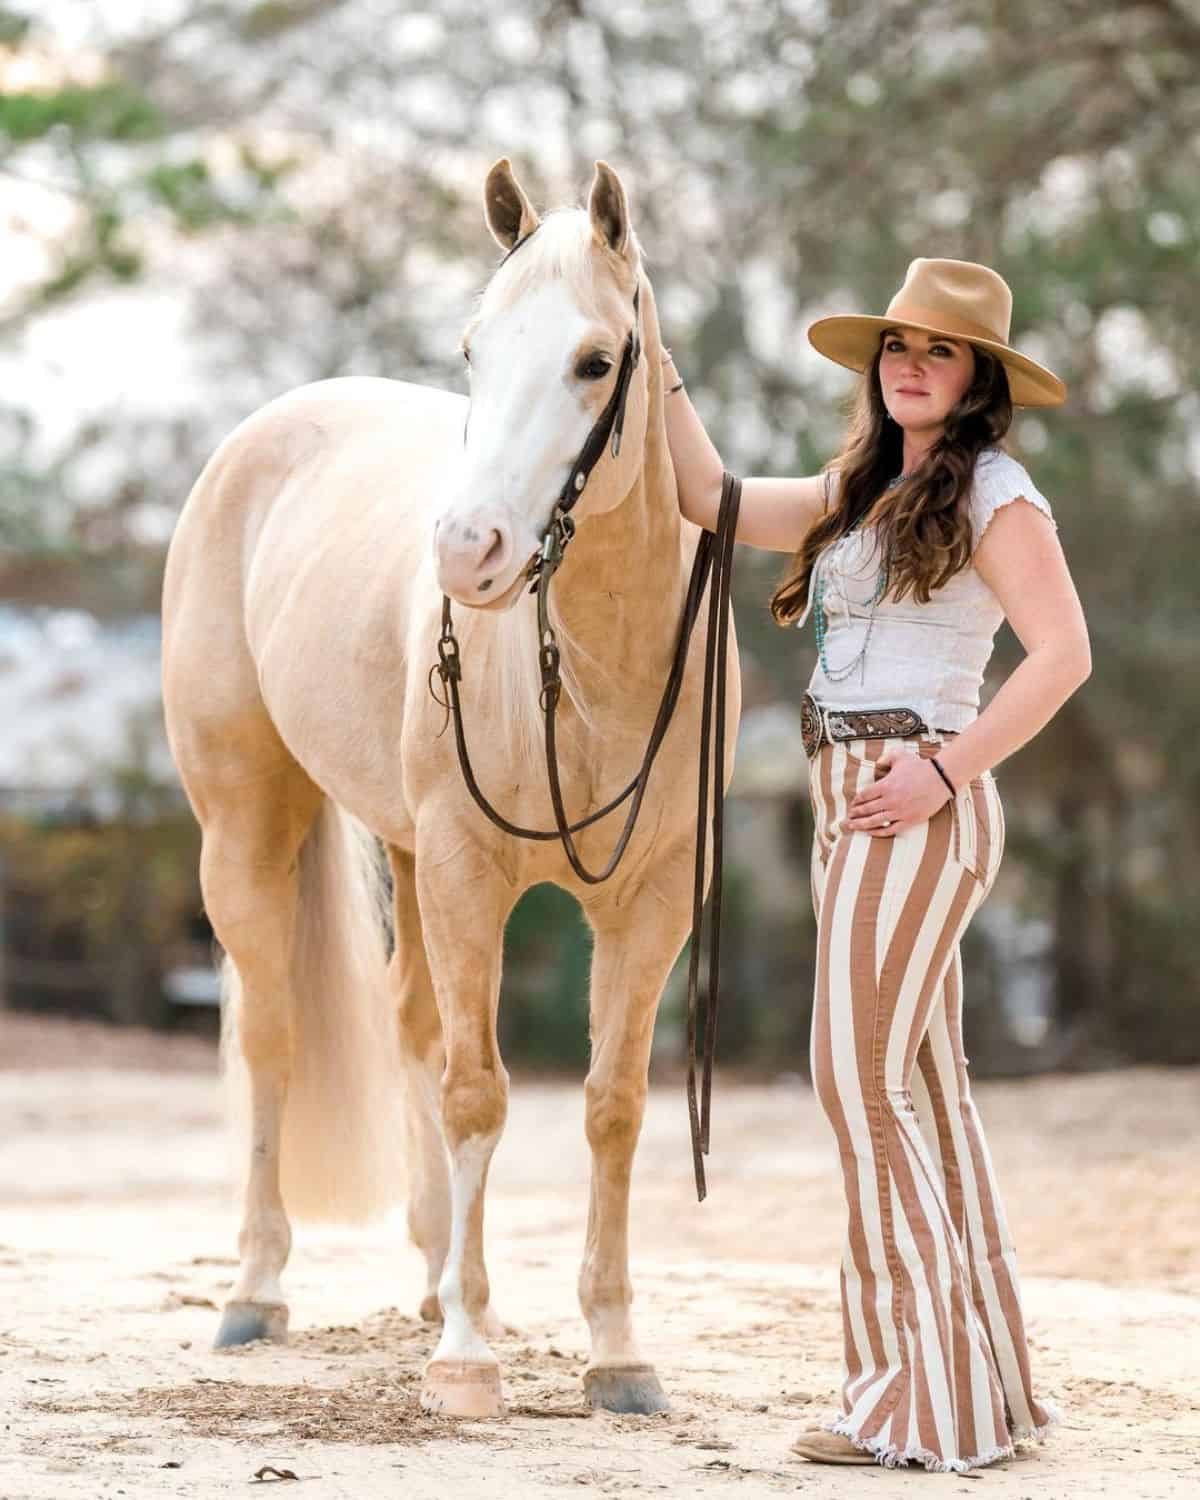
[825,1415,1015,1473]
[1011,1396,1062,1444]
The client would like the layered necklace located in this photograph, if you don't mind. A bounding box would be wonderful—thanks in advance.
[813,471,910,683]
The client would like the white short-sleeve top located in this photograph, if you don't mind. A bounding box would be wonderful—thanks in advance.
[796,448,1057,732]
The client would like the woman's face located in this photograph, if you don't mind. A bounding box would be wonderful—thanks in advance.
[878,325,976,434]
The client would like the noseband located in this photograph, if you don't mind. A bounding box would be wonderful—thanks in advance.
[432,226,740,1200]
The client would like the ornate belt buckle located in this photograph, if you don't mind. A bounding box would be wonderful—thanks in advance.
[800,692,825,758]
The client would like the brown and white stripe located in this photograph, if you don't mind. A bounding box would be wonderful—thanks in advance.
[807,734,1058,1472]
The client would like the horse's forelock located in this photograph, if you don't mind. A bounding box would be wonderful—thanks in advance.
[478,208,641,324]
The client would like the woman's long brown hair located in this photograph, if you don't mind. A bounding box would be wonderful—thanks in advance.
[769,344,1014,624]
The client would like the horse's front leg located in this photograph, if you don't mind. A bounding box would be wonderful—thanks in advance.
[579,850,694,1414]
[414,834,513,1419]
[386,845,451,1326]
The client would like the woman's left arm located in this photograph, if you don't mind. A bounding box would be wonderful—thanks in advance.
[934,496,1092,790]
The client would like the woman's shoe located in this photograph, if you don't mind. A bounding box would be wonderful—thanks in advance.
[790,1429,877,1465]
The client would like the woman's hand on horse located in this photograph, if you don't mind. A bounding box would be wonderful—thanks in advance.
[842,749,952,837]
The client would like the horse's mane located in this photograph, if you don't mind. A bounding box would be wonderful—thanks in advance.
[474,590,613,769]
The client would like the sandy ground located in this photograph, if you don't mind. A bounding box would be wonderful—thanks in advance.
[1,1016,1197,1500]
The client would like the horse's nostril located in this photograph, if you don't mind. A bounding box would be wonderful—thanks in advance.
[479,578,493,592]
[481,530,505,570]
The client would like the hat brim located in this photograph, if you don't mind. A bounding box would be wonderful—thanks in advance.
[807,315,1067,408]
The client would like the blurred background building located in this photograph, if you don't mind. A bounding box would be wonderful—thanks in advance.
[2,0,1197,1072]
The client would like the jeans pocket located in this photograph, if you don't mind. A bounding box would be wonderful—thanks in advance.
[949,777,996,884]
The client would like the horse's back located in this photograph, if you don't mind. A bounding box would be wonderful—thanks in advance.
[170,377,464,551]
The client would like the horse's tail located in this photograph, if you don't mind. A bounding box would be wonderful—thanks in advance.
[220,800,405,1224]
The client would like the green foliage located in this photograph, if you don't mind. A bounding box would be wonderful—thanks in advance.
[0,7,29,45]
[0,81,164,143]
[0,18,296,335]
[146,160,247,232]
[499,884,593,1068]
[37,199,142,306]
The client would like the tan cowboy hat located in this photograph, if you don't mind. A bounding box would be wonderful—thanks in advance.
[807,257,1066,408]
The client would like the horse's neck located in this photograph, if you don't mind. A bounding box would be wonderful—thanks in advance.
[552,400,688,723]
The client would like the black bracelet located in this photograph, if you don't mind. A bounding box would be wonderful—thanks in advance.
[930,756,957,798]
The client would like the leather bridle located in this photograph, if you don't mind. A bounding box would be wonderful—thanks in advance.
[431,227,740,1199]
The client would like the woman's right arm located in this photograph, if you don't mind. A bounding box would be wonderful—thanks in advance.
[661,351,828,553]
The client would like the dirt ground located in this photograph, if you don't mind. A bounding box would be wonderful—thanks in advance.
[1,1015,1197,1500]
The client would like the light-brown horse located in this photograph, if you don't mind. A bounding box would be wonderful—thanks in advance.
[161,158,739,1418]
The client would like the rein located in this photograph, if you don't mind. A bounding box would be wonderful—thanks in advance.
[431,232,740,1199]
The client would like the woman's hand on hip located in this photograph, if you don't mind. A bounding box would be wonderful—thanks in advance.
[843,748,952,837]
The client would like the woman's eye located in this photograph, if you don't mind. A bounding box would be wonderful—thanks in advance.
[884,339,904,353]
[578,356,613,380]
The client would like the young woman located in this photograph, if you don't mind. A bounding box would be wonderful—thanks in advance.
[662,258,1090,1473]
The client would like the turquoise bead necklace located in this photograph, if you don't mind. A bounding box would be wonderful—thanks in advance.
[813,470,909,683]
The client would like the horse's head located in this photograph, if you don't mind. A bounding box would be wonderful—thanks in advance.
[435,159,649,608]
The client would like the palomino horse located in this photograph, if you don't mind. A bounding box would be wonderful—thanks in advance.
[161,158,740,1419]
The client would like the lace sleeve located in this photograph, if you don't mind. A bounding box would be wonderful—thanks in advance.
[969,452,1056,551]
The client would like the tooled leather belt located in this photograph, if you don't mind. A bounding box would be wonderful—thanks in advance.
[800,690,941,758]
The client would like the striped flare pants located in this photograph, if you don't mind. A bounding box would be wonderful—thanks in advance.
[807,732,1057,1472]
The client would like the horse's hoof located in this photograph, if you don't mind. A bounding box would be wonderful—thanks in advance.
[419,1293,443,1324]
[420,1358,506,1418]
[583,1363,671,1415]
[213,1299,289,1349]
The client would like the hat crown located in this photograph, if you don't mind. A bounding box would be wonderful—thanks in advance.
[885,258,1013,346]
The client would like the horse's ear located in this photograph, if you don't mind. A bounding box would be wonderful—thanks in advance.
[588,161,633,260]
[484,158,540,252]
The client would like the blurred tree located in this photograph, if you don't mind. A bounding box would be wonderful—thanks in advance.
[3,0,1197,1064]
[715,0,1200,1063]
[0,1,292,578]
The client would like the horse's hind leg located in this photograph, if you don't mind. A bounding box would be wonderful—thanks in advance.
[578,849,695,1414]
[200,766,320,1348]
[388,846,451,1324]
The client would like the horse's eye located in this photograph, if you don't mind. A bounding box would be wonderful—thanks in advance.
[461,347,471,365]
[578,356,612,381]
